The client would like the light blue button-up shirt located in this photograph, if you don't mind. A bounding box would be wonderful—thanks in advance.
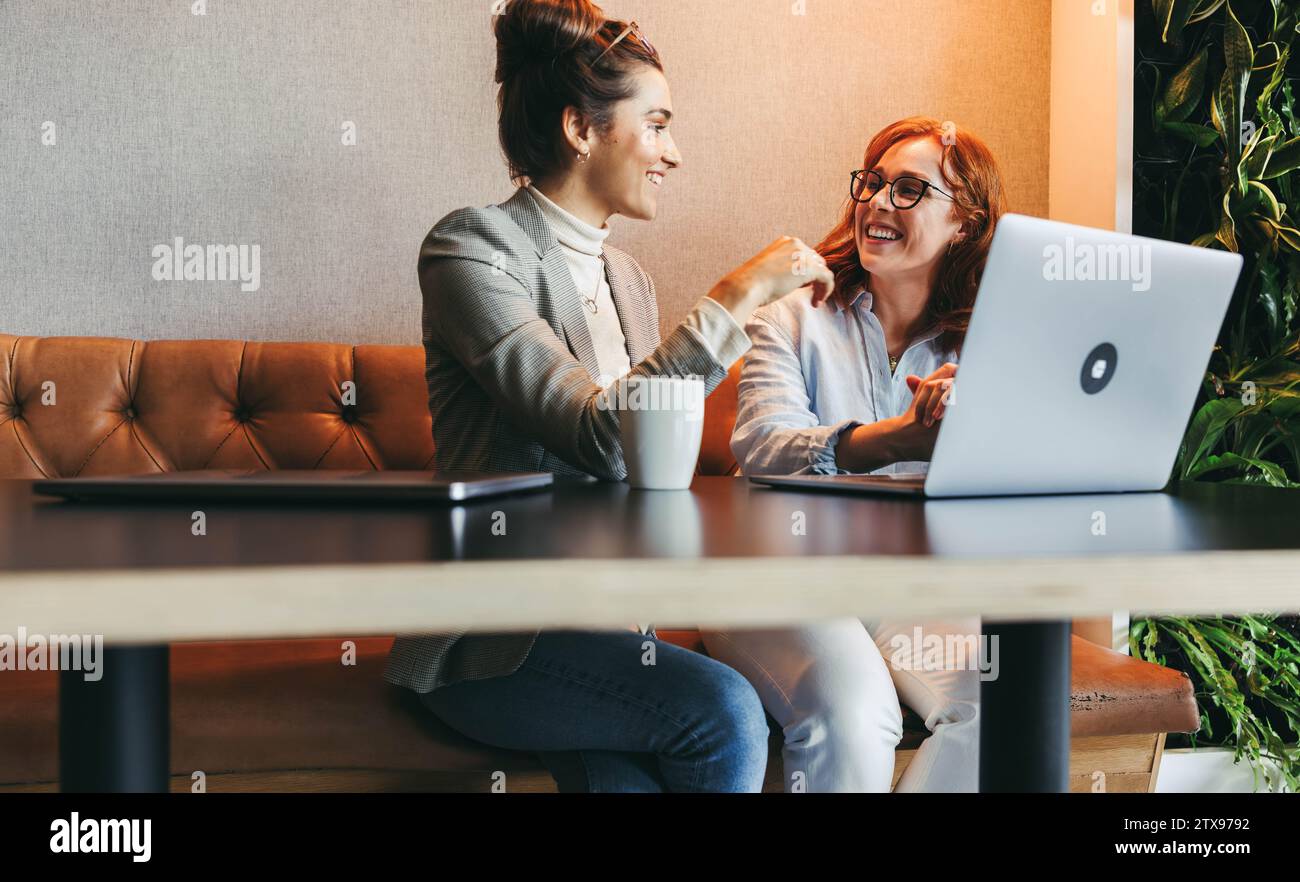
[730,285,957,476]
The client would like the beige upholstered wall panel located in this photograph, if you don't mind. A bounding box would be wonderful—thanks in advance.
[0,0,1050,344]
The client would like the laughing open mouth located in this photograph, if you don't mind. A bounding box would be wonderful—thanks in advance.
[866,223,903,241]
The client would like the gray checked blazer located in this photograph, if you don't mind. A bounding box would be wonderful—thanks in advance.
[383,187,734,693]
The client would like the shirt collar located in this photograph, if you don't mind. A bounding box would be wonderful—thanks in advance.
[838,285,944,347]
[833,285,870,313]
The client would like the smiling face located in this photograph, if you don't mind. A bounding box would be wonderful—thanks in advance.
[585,65,681,222]
[854,136,965,283]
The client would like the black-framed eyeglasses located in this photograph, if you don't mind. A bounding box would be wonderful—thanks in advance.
[850,169,955,209]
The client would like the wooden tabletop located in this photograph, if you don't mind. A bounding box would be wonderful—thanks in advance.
[1,476,1298,643]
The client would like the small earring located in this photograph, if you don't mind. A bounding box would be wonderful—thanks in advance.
[577,148,590,164]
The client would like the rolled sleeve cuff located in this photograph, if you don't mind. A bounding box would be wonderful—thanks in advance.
[654,322,724,379]
[806,418,865,475]
[683,296,752,368]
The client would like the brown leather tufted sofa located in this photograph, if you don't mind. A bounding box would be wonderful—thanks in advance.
[0,334,1200,792]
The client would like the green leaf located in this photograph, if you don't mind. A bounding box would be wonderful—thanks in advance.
[1223,1,1255,179]
[1254,218,1280,248]
[1217,190,1240,251]
[1188,0,1226,24]
[1210,68,1227,137]
[1256,44,1291,125]
[1249,181,1283,220]
[1244,134,1278,181]
[1201,452,1295,486]
[1259,274,1283,341]
[1236,182,1263,217]
[1247,353,1300,386]
[1266,0,1283,37]
[1282,78,1299,134]
[1263,137,1300,178]
[1275,224,1300,251]
[1162,120,1221,146]
[1153,0,1198,44]
[1252,41,1283,72]
[1180,397,1245,477]
[1157,47,1210,124]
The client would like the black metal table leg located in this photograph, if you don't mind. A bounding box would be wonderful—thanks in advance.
[59,644,169,793]
[979,619,1071,792]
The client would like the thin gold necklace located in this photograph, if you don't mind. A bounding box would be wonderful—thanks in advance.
[581,256,604,315]
[889,354,899,374]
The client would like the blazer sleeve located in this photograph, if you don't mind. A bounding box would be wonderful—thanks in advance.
[423,242,743,482]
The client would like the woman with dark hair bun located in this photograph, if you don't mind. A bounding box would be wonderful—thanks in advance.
[383,0,835,792]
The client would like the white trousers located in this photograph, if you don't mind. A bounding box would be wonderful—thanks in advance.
[700,617,982,792]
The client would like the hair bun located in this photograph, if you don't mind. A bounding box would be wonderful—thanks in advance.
[494,0,604,84]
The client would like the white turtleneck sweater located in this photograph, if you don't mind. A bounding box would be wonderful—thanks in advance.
[526,185,751,637]
[525,184,750,388]
[526,185,631,387]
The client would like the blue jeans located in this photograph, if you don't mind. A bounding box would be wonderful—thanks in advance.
[419,629,771,792]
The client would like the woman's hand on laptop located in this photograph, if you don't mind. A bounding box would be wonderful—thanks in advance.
[834,363,956,471]
[889,363,957,460]
[905,363,957,428]
[709,236,836,324]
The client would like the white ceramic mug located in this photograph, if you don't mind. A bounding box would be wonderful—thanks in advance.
[612,375,705,490]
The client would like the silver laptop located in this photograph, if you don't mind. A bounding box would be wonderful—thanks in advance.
[33,469,554,503]
[751,214,1243,498]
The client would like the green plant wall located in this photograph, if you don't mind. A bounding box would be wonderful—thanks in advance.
[1133,0,1300,792]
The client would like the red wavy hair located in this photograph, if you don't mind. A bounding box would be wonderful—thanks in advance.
[815,117,1006,354]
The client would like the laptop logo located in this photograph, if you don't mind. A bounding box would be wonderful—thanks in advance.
[1081,343,1118,394]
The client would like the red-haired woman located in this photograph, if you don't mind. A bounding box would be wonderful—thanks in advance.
[715,118,1008,792]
